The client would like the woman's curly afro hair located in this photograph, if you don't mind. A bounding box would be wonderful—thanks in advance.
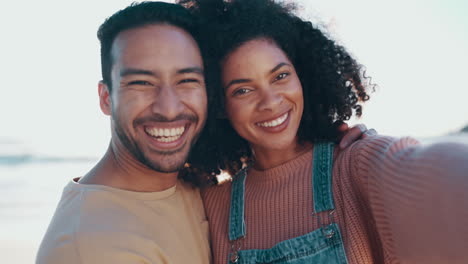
[177,0,373,186]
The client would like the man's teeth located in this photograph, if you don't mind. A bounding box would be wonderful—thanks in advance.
[257,112,288,127]
[145,126,185,142]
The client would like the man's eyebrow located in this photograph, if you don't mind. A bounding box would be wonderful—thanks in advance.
[225,78,252,90]
[120,68,156,77]
[177,67,204,75]
[270,62,291,73]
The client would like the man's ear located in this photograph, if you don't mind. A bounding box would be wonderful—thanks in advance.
[98,81,112,116]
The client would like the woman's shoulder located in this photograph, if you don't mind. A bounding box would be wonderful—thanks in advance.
[201,181,233,204]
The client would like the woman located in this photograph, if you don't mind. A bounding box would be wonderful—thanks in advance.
[179,0,468,263]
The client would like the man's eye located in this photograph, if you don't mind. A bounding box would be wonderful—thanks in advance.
[232,88,251,96]
[128,80,152,86]
[275,72,289,81]
[179,79,199,84]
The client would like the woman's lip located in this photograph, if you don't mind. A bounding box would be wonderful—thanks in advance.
[255,110,290,127]
[255,110,291,133]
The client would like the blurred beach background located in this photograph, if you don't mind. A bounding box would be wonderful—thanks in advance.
[1,0,467,263]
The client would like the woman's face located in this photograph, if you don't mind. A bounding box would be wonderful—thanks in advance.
[222,38,304,153]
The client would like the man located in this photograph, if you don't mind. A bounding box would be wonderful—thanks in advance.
[36,2,368,263]
[36,2,210,263]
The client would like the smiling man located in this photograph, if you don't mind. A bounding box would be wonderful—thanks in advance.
[35,1,373,263]
[36,2,210,263]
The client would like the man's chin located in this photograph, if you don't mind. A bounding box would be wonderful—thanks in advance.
[145,161,185,174]
[139,151,189,174]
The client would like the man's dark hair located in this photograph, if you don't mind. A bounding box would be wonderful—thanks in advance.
[97,1,198,92]
[177,0,374,186]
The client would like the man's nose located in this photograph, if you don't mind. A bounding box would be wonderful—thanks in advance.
[151,84,185,120]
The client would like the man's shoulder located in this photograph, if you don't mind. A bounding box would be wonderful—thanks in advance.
[36,228,170,264]
[44,180,162,235]
[45,180,203,236]
[47,180,138,223]
[36,180,171,264]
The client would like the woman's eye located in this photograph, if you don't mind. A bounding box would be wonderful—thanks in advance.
[232,88,251,96]
[275,72,289,81]
[128,80,152,86]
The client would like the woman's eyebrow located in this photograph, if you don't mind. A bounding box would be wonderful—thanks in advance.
[270,62,291,73]
[224,62,291,90]
[225,78,252,90]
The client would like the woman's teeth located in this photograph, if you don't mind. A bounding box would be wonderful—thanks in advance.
[145,126,185,142]
[256,112,288,128]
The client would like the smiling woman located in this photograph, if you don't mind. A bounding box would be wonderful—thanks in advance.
[222,39,306,170]
[1,1,467,264]
[179,0,468,263]
[180,0,371,179]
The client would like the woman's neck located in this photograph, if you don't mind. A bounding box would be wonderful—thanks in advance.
[252,141,312,170]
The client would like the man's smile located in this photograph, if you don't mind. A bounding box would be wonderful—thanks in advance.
[144,126,186,143]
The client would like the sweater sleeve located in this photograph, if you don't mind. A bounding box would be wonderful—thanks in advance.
[348,135,468,264]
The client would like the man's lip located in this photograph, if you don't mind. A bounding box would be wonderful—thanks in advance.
[142,121,192,150]
[142,120,189,129]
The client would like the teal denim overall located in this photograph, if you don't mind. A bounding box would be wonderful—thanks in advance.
[228,143,349,264]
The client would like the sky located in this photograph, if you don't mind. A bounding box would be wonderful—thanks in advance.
[0,0,467,158]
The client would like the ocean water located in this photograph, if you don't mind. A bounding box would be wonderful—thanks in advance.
[0,155,96,264]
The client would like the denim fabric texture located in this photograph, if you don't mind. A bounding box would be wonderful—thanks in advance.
[227,143,349,264]
[312,142,335,213]
[229,168,247,241]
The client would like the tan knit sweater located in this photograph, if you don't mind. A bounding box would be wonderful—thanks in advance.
[202,136,468,264]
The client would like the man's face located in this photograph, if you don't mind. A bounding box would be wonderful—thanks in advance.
[100,24,207,173]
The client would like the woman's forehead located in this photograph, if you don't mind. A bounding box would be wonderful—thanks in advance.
[222,39,291,72]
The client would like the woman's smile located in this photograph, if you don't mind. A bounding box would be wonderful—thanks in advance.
[222,38,304,155]
[255,110,289,128]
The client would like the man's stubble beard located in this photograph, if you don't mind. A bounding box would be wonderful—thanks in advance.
[111,111,202,173]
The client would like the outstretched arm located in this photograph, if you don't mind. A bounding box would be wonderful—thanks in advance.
[349,136,468,264]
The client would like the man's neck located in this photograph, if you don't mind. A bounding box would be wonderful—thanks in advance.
[79,145,179,192]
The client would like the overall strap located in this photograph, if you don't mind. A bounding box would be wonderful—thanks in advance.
[228,168,248,241]
[312,142,336,213]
